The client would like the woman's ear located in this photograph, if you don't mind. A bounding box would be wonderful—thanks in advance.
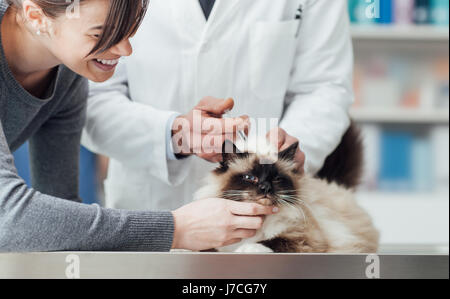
[21,0,49,35]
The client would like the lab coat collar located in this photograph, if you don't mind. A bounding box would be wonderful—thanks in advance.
[171,0,241,42]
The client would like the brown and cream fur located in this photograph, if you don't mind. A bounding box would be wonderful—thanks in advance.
[194,125,379,253]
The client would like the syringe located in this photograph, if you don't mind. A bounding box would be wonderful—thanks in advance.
[223,112,248,143]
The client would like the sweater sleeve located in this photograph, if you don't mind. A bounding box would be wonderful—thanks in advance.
[0,119,174,252]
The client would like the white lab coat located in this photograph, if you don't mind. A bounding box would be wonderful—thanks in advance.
[82,0,354,211]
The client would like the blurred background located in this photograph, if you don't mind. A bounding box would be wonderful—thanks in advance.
[13,0,449,253]
[349,0,449,253]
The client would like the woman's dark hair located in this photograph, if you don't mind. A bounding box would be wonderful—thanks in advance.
[7,0,149,54]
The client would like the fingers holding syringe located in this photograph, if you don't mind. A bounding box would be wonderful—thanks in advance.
[199,115,250,136]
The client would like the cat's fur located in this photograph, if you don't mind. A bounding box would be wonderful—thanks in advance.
[194,126,379,253]
[317,122,364,189]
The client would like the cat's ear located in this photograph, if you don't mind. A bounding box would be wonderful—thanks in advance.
[279,142,299,161]
[222,139,242,164]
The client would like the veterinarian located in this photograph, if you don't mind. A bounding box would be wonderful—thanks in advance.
[82,0,354,211]
[0,0,276,252]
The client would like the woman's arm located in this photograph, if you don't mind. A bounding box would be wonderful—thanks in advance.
[1,121,279,252]
[0,119,174,252]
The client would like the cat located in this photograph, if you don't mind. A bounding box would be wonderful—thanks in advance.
[194,125,379,253]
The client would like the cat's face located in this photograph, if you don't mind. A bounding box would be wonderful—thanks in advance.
[214,140,302,207]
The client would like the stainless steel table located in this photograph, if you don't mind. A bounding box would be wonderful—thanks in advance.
[0,251,448,279]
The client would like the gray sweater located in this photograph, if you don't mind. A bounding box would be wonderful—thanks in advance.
[0,1,174,252]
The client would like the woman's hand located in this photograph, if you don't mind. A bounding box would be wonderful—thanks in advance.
[171,198,278,251]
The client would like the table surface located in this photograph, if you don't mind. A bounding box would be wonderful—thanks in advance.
[0,248,448,279]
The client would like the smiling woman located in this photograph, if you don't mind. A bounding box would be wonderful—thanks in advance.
[0,0,185,253]
[5,0,148,82]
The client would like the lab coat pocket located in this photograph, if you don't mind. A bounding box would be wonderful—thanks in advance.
[250,20,298,100]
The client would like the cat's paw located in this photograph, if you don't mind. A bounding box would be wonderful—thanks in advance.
[234,243,274,253]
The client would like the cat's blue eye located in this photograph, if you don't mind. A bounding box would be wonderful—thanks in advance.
[243,174,258,184]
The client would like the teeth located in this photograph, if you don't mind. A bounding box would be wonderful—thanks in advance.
[96,58,119,66]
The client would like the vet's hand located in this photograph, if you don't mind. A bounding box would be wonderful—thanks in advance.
[171,198,278,251]
[267,127,306,173]
[171,97,249,163]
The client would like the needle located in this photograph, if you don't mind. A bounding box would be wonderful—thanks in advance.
[237,129,248,142]
[223,112,248,143]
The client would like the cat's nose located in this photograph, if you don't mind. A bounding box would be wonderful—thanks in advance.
[258,181,272,195]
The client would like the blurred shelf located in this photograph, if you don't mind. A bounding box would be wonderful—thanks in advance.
[356,191,449,245]
[378,244,449,255]
[351,25,450,41]
[356,191,449,202]
[350,107,450,124]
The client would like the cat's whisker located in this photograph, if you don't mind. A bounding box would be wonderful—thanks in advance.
[222,193,247,195]
[275,194,310,226]
[279,194,313,213]
[222,191,250,196]
[277,195,300,205]
[222,196,246,199]
[222,190,310,225]
[297,206,308,226]
[222,191,249,196]
[275,198,308,226]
